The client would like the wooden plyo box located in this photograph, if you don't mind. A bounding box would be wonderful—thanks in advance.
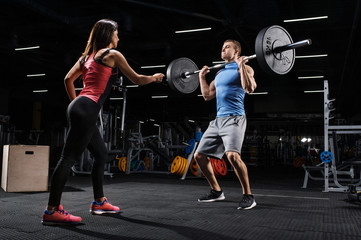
[1,145,50,192]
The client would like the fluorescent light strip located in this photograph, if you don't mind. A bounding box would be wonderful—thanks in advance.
[33,90,48,93]
[15,46,40,51]
[198,94,203,97]
[296,54,328,59]
[126,85,139,88]
[27,73,46,77]
[110,97,124,100]
[298,76,324,79]
[212,61,226,64]
[188,119,195,123]
[154,124,160,127]
[175,27,212,34]
[284,16,328,23]
[151,96,168,99]
[304,90,324,93]
[75,88,83,91]
[141,65,166,69]
[249,92,268,95]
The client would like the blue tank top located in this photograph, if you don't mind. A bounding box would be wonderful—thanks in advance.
[215,62,246,117]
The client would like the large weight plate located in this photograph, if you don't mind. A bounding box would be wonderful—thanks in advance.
[166,57,200,94]
[255,25,295,75]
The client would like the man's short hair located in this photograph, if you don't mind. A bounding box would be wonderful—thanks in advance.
[224,39,241,56]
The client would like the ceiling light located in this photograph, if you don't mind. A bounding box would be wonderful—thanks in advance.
[151,96,168,99]
[298,76,324,79]
[188,119,195,123]
[249,92,268,95]
[175,27,212,34]
[301,137,312,142]
[33,90,48,93]
[304,90,324,93]
[154,124,160,127]
[15,46,40,51]
[197,94,203,97]
[109,97,123,100]
[75,88,83,91]
[296,54,328,59]
[126,85,139,88]
[27,73,46,77]
[284,16,328,23]
[141,65,166,69]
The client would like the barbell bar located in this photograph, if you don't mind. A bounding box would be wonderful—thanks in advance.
[166,25,312,94]
[181,38,311,78]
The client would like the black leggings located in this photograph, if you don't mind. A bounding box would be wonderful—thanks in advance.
[48,96,107,207]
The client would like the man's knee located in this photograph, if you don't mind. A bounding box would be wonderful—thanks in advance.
[226,151,241,164]
[194,152,207,163]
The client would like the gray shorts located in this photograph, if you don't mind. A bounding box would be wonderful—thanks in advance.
[196,115,246,159]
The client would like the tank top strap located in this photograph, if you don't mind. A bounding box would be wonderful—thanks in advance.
[99,49,111,60]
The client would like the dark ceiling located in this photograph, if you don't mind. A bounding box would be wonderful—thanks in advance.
[1,0,361,131]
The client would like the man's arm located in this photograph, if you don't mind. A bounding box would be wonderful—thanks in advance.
[199,66,216,101]
[237,56,257,93]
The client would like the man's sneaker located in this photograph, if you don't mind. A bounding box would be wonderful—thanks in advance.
[198,189,225,202]
[237,194,256,210]
[90,197,120,215]
[42,205,82,225]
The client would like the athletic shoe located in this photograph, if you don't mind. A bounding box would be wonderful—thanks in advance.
[41,205,82,225]
[237,194,256,210]
[198,189,225,202]
[90,197,120,215]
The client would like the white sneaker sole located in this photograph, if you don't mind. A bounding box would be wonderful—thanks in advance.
[198,194,225,202]
[90,210,119,215]
[237,201,257,210]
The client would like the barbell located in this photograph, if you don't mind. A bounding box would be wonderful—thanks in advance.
[166,25,312,94]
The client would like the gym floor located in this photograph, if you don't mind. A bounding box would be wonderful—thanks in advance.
[1,166,360,240]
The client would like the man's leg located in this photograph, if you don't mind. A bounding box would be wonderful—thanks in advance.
[226,151,256,209]
[225,151,251,194]
[194,152,225,202]
[194,152,221,191]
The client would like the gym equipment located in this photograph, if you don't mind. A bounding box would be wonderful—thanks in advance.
[209,158,227,177]
[166,25,311,94]
[171,156,188,176]
[117,156,127,172]
[293,156,306,168]
[166,58,200,94]
[189,158,200,176]
[185,138,196,154]
[302,80,361,192]
[320,151,333,163]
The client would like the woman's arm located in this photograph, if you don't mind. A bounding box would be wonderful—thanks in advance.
[109,50,164,85]
[64,58,83,101]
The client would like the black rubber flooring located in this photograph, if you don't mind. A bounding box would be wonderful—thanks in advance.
[1,166,361,240]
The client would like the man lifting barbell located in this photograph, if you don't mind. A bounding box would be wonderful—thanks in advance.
[194,39,257,210]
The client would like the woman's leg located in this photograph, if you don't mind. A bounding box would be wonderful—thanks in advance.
[47,97,100,208]
[87,127,107,200]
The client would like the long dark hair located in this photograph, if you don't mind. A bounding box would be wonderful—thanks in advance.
[82,19,118,57]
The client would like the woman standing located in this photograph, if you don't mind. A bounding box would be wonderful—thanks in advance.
[42,19,164,225]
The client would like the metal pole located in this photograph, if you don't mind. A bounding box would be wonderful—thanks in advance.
[274,39,312,53]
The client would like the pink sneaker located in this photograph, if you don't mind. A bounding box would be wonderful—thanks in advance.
[90,197,120,215]
[42,205,82,225]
